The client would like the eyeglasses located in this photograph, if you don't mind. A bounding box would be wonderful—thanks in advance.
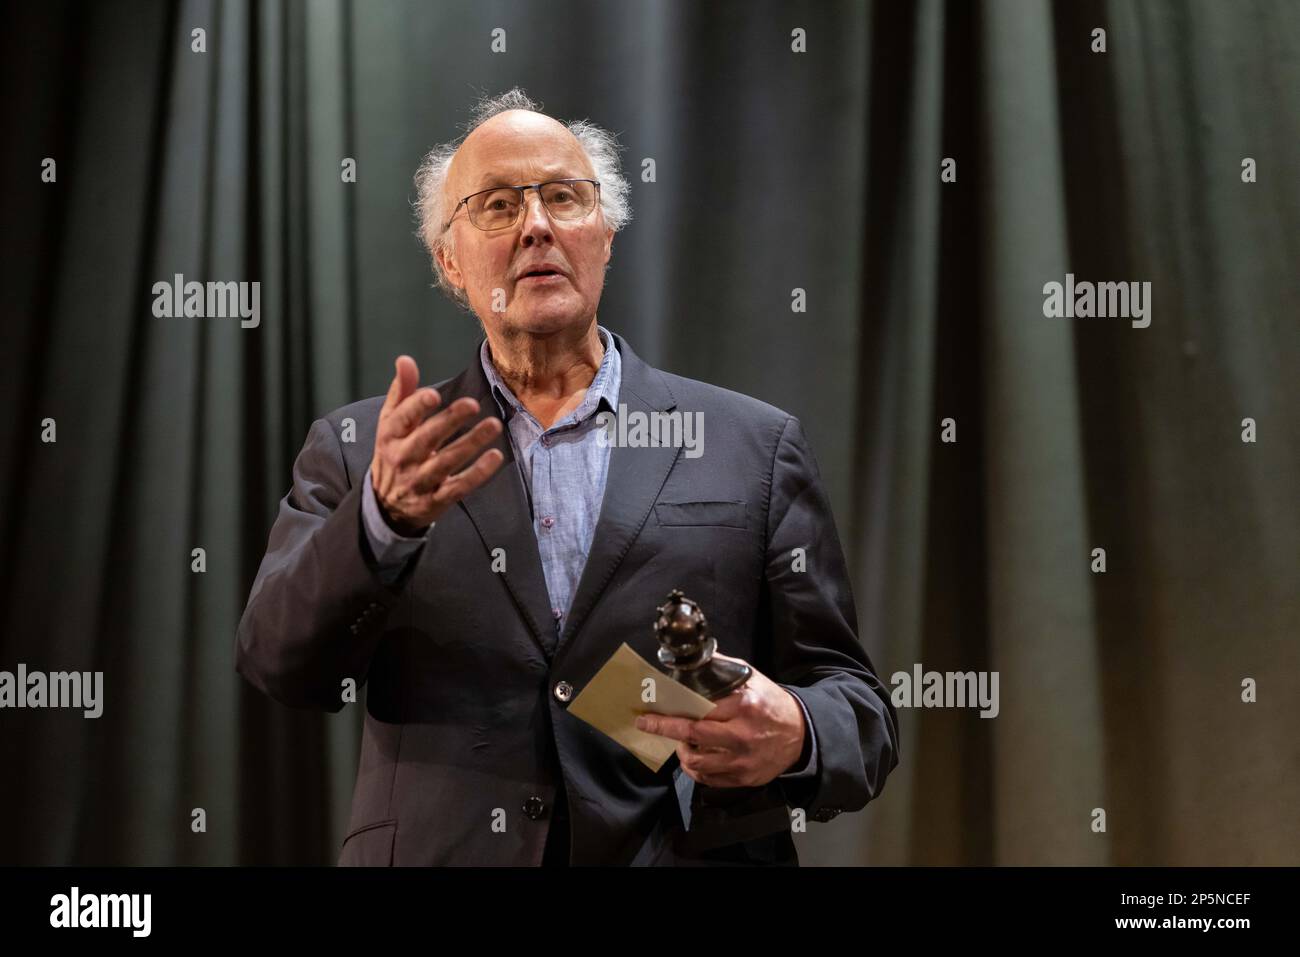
[446,178,601,232]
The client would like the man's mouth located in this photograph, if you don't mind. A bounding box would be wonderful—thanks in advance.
[517,268,566,284]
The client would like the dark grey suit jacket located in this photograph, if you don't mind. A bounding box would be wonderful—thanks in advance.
[235,331,899,865]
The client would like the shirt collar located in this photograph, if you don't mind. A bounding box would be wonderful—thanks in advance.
[480,324,621,428]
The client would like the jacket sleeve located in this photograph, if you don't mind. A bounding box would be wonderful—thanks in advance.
[235,417,414,712]
[764,415,900,819]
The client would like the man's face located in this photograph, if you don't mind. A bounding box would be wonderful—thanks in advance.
[437,110,614,337]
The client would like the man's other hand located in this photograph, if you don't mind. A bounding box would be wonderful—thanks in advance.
[370,355,505,535]
[635,653,808,788]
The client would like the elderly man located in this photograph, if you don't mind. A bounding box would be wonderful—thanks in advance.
[236,89,898,866]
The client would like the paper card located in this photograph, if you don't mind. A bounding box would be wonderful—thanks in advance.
[566,643,716,772]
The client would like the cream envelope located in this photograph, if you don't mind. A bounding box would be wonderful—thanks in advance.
[566,643,717,771]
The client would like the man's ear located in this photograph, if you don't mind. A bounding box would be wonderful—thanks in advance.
[603,227,614,265]
[436,242,464,290]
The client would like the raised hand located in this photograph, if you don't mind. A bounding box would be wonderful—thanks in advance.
[369,355,505,535]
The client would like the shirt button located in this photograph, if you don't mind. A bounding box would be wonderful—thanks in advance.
[541,516,555,528]
[554,681,574,703]
[541,435,551,447]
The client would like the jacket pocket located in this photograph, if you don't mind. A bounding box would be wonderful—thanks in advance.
[337,819,397,866]
[654,500,748,529]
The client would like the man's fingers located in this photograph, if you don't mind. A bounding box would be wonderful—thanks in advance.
[395,397,485,465]
[412,417,503,490]
[698,691,745,722]
[382,386,442,442]
[637,714,693,742]
[429,447,506,505]
[678,745,741,775]
[637,714,733,749]
[678,742,747,786]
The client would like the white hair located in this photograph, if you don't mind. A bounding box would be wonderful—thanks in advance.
[413,88,632,305]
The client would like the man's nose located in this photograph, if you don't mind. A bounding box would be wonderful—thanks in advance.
[518,189,553,246]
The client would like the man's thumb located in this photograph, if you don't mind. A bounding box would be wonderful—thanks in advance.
[388,355,420,405]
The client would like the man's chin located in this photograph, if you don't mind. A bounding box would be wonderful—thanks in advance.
[500,305,592,336]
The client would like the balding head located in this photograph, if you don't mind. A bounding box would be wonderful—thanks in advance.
[442,110,598,223]
[413,89,631,309]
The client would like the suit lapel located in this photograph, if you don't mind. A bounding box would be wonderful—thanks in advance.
[451,331,681,660]
[555,333,679,658]
[452,353,558,657]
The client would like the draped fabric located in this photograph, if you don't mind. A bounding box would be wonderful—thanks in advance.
[1,0,1295,865]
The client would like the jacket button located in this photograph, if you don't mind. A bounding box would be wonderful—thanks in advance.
[523,796,547,820]
[553,681,574,703]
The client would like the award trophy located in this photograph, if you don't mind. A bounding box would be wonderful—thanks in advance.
[653,589,750,700]
[653,588,791,856]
